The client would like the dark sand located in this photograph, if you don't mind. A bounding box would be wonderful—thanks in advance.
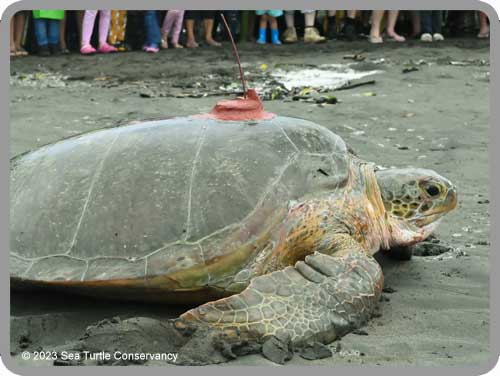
[9,39,490,366]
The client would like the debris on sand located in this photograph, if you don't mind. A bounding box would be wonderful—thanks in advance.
[336,80,376,91]
[343,54,367,62]
[270,64,381,91]
[402,66,419,74]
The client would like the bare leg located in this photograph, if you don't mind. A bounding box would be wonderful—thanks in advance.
[478,12,489,38]
[14,12,27,55]
[60,11,68,51]
[10,15,16,55]
[204,18,221,46]
[259,14,268,29]
[386,10,405,41]
[347,10,357,19]
[370,10,384,41]
[269,16,278,30]
[185,19,198,48]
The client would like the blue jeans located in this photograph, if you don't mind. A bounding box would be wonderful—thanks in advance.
[33,18,60,46]
[144,11,161,48]
[420,11,442,34]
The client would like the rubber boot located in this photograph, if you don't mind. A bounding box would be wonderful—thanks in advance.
[271,28,281,45]
[256,28,266,44]
[304,27,326,43]
[282,26,298,43]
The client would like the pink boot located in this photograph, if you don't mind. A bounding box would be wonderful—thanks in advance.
[98,43,118,53]
[80,44,97,55]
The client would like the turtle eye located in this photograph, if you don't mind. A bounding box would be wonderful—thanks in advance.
[425,184,440,197]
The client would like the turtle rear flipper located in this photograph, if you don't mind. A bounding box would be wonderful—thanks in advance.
[173,243,384,364]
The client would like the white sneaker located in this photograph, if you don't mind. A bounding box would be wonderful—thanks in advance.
[433,33,444,41]
[420,33,433,42]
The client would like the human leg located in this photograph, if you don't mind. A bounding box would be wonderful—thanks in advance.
[282,10,297,43]
[14,12,28,55]
[270,16,281,45]
[170,11,184,47]
[97,10,116,51]
[369,10,384,42]
[143,10,161,52]
[203,12,221,46]
[303,11,325,43]
[81,10,97,46]
[386,10,405,42]
[478,12,489,38]
[257,13,268,44]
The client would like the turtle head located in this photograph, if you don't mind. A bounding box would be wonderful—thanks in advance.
[375,168,457,231]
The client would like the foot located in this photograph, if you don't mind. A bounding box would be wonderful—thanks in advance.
[282,27,298,43]
[432,33,444,41]
[303,27,326,43]
[477,28,489,39]
[16,47,28,56]
[10,45,16,57]
[420,33,433,42]
[172,43,184,49]
[161,35,168,49]
[186,40,199,48]
[205,38,221,47]
[369,35,383,43]
[97,43,118,53]
[143,45,159,53]
[80,44,97,55]
[387,32,405,42]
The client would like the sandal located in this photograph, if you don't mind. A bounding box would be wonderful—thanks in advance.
[172,43,184,49]
[369,35,383,44]
[80,44,97,55]
[477,31,490,39]
[16,47,28,56]
[161,37,168,49]
[386,33,405,42]
[143,45,159,53]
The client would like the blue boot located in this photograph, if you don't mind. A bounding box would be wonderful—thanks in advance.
[271,28,282,45]
[256,28,267,44]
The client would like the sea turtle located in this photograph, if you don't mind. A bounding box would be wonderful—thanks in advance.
[10,91,457,363]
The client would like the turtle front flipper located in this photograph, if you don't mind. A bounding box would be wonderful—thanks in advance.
[172,243,383,364]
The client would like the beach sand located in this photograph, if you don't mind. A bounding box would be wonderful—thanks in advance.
[9,39,490,366]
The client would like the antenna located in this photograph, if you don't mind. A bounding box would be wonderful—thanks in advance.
[220,13,247,98]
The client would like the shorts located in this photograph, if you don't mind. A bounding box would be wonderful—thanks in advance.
[255,10,284,18]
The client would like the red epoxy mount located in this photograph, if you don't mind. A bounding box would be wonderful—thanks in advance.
[196,89,275,121]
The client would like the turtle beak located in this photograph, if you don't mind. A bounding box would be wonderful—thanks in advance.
[445,185,458,211]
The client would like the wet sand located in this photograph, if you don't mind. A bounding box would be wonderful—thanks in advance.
[9,39,490,366]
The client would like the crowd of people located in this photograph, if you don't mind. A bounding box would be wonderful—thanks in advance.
[10,10,490,57]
